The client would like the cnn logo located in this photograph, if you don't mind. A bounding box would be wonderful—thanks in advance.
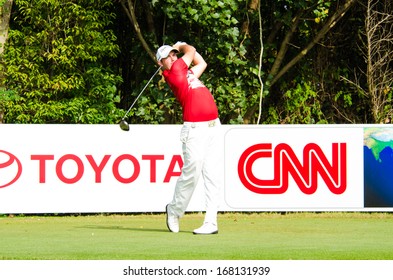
[238,143,347,195]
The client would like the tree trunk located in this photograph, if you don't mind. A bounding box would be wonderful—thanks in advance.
[121,0,157,64]
[269,10,303,80]
[0,0,12,55]
[270,0,357,87]
[365,0,393,123]
[243,0,357,123]
[0,0,13,124]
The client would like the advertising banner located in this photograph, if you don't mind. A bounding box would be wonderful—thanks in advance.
[1,124,393,213]
[224,126,363,210]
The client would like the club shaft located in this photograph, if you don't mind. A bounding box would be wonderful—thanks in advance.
[122,67,161,119]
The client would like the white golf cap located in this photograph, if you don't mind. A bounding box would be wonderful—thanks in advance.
[156,45,178,61]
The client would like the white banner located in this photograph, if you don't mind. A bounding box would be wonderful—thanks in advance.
[224,126,363,210]
[0,124,190,213]
[1,124,392,213]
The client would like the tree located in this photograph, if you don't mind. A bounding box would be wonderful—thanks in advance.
[363,0,392,123]
[0,0,13,123]
[152,0,260,124]
[116,0,257,124]
[2,0,123,124]
[243,0,358,124]
[268,0,357,87]
[0,0,12,54]
[336,0,393,123]
[1,0,377,125]
[114,0,364,124]
[119,0,156,63]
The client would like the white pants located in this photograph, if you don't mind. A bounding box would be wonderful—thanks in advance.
[168,118,223,225]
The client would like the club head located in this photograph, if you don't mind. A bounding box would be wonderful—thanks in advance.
[119,119,130,131]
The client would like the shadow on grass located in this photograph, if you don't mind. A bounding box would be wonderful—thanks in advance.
[79,225,193,234]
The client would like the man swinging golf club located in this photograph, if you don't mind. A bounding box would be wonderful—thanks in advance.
[157,42,222,235]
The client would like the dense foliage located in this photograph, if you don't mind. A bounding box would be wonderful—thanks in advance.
[2,0,122,123]
[0,0,392,124]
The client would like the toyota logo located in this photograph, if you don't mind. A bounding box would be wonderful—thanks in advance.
[0,150,22,188]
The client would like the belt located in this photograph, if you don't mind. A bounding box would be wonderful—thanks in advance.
[184,118,220,128]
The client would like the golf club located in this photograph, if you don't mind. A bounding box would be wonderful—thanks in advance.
[119,67,161,131]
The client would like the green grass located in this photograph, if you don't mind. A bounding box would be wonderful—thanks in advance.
[0,212,392,260]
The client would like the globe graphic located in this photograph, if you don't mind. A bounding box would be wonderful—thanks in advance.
[364,128,393,207]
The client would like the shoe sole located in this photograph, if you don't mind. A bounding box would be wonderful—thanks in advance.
[193,230,218,235]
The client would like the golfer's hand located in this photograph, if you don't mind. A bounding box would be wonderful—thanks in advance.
[173,41,187,51]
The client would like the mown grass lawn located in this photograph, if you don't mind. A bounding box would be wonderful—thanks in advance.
[0,212,392,260]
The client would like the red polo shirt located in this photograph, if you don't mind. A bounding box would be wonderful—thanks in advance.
[163,58,219,122]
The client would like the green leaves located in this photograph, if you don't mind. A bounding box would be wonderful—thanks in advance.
[1,0,370,125]
[153,0,255,123]
[2,0,123,124]
[267,82,328,124]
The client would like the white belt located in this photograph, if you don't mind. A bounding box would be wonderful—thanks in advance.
[184,118,220,128]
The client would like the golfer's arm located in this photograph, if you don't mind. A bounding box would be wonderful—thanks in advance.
[174,43,195,66]
[190,51,207,79]
[173,42,207,78]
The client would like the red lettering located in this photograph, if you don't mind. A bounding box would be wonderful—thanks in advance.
[30,153,182,185]
[56,154,84,184]
[238,143,347,195]
[86,155,111,183]
[31,155,55,183]
[142,155,164,183]
[164,155,183,183]
[112,154,140,183]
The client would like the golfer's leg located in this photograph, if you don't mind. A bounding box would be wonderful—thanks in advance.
[201,125,223,225]
[169,126,203,217]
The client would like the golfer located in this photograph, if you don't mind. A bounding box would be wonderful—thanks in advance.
[156,42,222,234]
